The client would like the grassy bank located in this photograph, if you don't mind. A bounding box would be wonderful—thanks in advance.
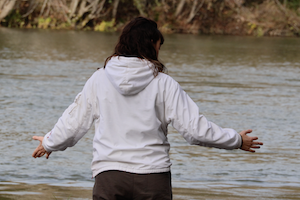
[0,0,300,36]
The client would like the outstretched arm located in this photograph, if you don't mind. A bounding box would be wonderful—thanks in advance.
[164,76,263,151]
[164,77,242,149]
[239,129,263,153]
[32,136,52,159]
[32,71,99,155]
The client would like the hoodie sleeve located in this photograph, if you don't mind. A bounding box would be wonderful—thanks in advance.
[164,76,242,150]
[42,73,99,152]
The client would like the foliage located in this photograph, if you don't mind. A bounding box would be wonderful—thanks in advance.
[94,19,116,32]
[279,0,300,10]
[38,17,51,29]
[0,0,300,37]
[1,9,23,28]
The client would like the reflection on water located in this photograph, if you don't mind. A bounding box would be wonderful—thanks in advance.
[0,27,300,199]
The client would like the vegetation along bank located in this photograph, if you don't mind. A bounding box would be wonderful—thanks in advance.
[0,0,300,36]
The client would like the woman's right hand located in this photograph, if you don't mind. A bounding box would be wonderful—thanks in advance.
[239,129,263,152]
[32,136,52,159]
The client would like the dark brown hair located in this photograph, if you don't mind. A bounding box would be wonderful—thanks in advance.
[104,17,166,76]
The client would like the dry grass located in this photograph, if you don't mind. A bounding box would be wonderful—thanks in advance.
[238,0,300,36]
[163,0,300,36]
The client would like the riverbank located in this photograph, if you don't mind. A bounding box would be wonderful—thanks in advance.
[0,0,300,36]
[1,181,299,200]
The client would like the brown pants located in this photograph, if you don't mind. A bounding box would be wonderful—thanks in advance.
[93,170,172,200]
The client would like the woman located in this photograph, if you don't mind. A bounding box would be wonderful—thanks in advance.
[32,17,263,200]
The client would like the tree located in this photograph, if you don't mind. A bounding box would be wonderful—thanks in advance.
[0,0,16,22]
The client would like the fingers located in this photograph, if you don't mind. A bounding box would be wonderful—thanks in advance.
[248,149,256,153]
[250,141,263,149]
[253,141,263,145]
[32,136,43,142]
[37,152,46,157]
[32,145,51,159]
[239,129,252,136]
[32,136,50,159]
[239,129,263,153]
[243,129,252,135]
[32,146,43,157]
[32,149,38,158]
[242,147,256,152]
[241,141,263,153]
[251,137,258,140]
[33,150,51,159]
[245,142,263,150]
[242,148,255,153]
[252,142,264,145]
[36,151,46,158]
[244,129,252,134]
[46,152,52,159]
[32,148,45,158]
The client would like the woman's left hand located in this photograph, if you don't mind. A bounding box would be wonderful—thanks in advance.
[32,136,52,159]
[239,129,263,152]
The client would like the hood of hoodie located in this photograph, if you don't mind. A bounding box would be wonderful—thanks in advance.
[105,56,155,96]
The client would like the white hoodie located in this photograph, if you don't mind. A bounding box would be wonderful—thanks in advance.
[42,56,242,177]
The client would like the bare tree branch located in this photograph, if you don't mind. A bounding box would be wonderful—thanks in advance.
[57,0,69,13]
[88,0,100,18]
[186,0,205,23]
[95,0,106,17]
[112,0,119,19]
[78,0,87,18]
[175,0,185,17]
[275,0,287,15]
[39,0,48,16]
[22,0,39,17]
[57,0,71,23]
[0,0,16,22]
[45,0,52,17]
[69,0,79,18]
[0,0,8,10]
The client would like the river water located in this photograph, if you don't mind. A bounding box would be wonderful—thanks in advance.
[0,28,300,200]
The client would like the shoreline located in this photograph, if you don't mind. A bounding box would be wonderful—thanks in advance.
[0,1,299,37]
[1,181,299,200]
[1,26,300,39]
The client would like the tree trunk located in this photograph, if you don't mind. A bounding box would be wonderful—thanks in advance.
[78,0,87,19]
[0,0,6,9]
[95,0,106,17]
[39,0,48,16]
[186,0,204,23]
[112,0,119,20]
[0,0,16,22]
[88,0,100,18]
[22,0,39,17]
[175,0,185,17]
[69,0,79,18]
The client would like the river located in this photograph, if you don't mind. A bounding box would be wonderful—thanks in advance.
[0,27,300,200]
